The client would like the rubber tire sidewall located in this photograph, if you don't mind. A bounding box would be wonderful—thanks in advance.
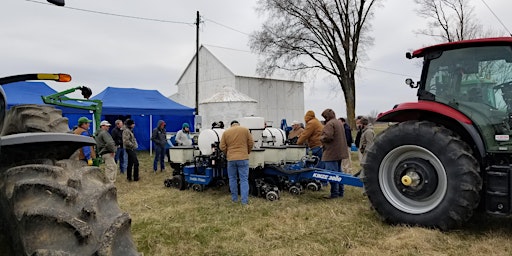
[363,120,481,230]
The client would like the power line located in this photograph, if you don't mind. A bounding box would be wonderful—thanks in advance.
[25,0,194,25]
[479,0,512,37]
[359,66,418,78]
[24,0,416,80]
[203,18,251,36]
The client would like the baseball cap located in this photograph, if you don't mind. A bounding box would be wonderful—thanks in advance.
[291,120,300,125]
[100,120,111,126]
[78,116,93,125]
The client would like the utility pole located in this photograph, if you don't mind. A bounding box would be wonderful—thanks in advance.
[194,11,202,132]
[195,11,200,116]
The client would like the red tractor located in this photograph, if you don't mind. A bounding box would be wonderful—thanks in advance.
[363,37,512,230]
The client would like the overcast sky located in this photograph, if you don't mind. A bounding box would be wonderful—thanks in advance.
[1,0,511,119]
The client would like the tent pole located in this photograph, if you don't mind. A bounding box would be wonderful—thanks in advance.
[149,115,153,156]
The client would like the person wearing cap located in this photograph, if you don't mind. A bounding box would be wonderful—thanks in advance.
[95,120,117,182]
[297,110,324,168]
[220,120,254,205]
[73,116,96,165]
[151,120,167,172]
[175,122,192,146]
[287,120,304,145]
[123,119,139,182]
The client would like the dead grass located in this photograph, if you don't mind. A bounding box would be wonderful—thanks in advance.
[115,152,512,256]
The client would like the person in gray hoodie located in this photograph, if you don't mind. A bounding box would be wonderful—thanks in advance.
[151,120,167,172]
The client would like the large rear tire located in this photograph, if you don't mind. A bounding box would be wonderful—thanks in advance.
[1,104,69,135]
[0,160,138,255]
[0,105,138,255]
[362,121,482,230]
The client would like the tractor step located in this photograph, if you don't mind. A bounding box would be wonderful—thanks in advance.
[485,165,512,215]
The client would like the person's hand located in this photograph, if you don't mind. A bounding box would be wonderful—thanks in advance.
[87,159,93,166]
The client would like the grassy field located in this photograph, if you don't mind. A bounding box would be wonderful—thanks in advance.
[116,150,512,256]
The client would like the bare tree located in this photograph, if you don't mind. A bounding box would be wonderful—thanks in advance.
[414,0,482,42]
[250,0,380,128]
[367,109,379,124]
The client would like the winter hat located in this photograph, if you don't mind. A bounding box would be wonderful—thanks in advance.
[182,123,189,129]
[125,119,134,126]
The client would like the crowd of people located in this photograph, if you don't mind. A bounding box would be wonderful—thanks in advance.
[73,109,375,205]
[285,110,375,199]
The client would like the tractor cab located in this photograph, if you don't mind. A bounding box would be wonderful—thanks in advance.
[411,43,512,153]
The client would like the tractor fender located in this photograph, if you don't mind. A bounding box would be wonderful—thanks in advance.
[377,101,485,159]
[0,133,96,164]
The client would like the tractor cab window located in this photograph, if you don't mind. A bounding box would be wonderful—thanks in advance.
[424,46,512,112]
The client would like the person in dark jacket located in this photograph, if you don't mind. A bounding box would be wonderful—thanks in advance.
[111,119,127,174]
[151,120,167,172]
[339,117,353,174]
[123,119,139,182]
[321,109,349,199]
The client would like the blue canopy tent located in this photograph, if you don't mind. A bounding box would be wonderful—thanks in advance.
[3,81,94,129]
[91,87,195,151]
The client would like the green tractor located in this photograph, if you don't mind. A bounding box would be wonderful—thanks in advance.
[0,74,138,255]
[363,37,512,230]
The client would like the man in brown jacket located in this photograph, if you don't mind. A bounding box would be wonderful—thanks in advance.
[220,120,254,205]
[297,110,324,168]
[321,109,349,199]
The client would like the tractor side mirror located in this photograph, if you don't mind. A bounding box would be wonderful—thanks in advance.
[47,0,65,6]
[405,78,419,88]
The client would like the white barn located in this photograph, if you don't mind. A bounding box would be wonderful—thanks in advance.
[170,45,305,130]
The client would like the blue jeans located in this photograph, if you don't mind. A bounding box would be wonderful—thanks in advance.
[153,145,166,171]
[324,160,344,198]
[227,160,249,205]
[310,146,324,169]
[114,147,127,173]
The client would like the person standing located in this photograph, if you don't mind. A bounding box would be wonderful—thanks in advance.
[358,117,375,177]
[73,116,96,166]
[354,116,363,162]
[95,120,117,182]
[111,120,127,174]
[297,110,324,168]
[287,120,304,145]
[339,117,353,174]
[123,119,139,182]
[175,123,193,146]
[151,120,167,173]
[320,109,349,199]
[220,120,254,205]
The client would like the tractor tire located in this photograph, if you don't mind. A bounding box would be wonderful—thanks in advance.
[0,160,138,255]
[362,121,482,230]
[0,105,138,255]
[1,104,69,135]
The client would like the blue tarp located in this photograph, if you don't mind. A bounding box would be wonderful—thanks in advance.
[91,87,195,150]
[3,81,92,114]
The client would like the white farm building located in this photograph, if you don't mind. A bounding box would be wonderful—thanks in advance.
[169,45,305,130]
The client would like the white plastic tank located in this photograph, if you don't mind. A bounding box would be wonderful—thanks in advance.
[197,128,225,155]
[261,128,286,146]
